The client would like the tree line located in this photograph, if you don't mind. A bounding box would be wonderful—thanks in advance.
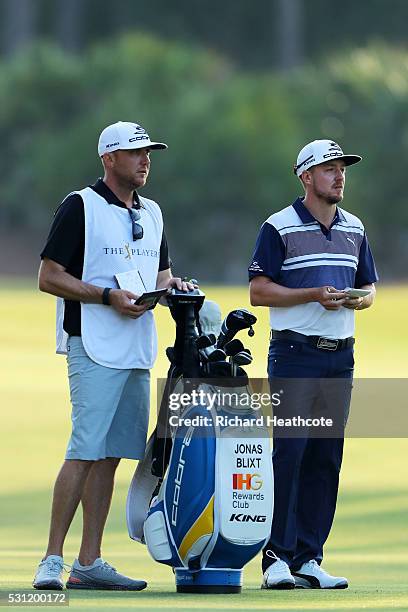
[0,35,406,281]
[2,0,408,71]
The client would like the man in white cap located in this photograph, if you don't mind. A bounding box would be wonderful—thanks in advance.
[34,121,194,591]
[249,139,378,589]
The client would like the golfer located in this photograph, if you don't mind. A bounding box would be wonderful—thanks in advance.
[249,139,378,589]
[34,121,193,591]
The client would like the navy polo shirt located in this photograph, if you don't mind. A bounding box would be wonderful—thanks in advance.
[248,197,378,338]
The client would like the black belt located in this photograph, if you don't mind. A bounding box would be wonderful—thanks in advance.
[271,330,355,351]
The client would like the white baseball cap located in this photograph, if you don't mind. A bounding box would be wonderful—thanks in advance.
[98,121,167,157]
[294,139,361,176]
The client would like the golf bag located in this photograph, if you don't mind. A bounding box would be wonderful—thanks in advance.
[127,288,273,593]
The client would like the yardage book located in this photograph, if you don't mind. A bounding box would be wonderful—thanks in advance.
[115,268,147,295]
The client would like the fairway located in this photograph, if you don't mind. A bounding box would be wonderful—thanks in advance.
[1,280,407,611]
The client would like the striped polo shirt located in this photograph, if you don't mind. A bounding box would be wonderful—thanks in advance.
[248,197,378,339]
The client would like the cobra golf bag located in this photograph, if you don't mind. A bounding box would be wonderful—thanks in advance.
[127,288,273,593]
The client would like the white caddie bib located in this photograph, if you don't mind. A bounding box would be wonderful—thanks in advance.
[56,187,163,369]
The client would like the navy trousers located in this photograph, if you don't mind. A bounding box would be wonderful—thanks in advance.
[262,338,354,572]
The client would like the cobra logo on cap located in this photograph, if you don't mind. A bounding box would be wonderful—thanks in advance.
[132,124,147,134]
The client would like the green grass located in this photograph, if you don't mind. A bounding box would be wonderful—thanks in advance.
[1,281,408,611]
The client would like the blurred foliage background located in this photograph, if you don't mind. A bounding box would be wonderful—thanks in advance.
[0,0,407,282]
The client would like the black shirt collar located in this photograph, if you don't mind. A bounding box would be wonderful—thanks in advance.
[292,196,345,228]
[90,178,142,209]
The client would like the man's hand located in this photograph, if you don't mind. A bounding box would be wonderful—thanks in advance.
[155,271,198,306]
[343,285,375,310]
[343,296,364,310]
[165,277,197,292]
[109,289,149,319]
[315,286,347,311]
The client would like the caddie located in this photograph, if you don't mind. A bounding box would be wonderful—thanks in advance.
[33,121,193,591]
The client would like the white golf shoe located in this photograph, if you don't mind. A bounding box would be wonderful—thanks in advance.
[33,555,65,590]
[292,560,348,589]
[261,559,295,589]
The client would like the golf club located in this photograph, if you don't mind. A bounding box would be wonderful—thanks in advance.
[217,309,257,349]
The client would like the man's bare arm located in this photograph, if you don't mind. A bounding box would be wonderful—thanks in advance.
[249,275,347,311]
[39,258,105,303]
[38,257,148,319]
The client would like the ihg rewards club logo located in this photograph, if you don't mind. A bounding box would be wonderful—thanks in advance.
[230,443,267,523]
